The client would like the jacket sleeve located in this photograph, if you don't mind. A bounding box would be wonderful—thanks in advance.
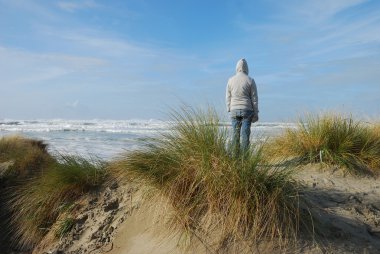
[226,80,231,112]
[251,79,258,116]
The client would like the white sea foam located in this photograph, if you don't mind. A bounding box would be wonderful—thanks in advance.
[0,119,170,133]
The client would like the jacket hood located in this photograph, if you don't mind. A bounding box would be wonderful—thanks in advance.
[236,58,249,74]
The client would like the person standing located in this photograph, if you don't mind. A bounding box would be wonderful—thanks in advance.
[226,58,259,154]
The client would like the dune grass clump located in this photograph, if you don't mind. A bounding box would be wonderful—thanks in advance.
[117,108,305,251]
[0,136,53,180]
[0,135,108,250]
[0,136,55,251]
[7,155,107,249]
[269,114,380,175]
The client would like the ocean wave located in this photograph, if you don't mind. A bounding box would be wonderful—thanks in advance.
[0,119,169,133]
[0,121,21,125]
[0,119,297,134]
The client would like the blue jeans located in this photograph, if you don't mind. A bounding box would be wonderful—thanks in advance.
[230,109,254,154]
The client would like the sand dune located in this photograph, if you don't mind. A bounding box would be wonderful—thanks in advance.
[29,165,380,254]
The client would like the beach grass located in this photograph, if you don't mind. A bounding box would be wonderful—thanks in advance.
[114,107,307,251]
[8,155,106,249]
[0,136,53,179]
[0,136,107,250]
[267,114,380,175]
[55,216,75,239]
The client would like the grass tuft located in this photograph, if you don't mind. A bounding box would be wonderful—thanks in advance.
[0,136,52,180]
[115,107,307,251]
[268,114,380,175]
[55,216,75,239]
[0,137,107,251]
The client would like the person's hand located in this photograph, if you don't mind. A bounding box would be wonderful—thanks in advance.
[252,115,259,123]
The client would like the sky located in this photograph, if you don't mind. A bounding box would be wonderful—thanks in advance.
[0,0,379,121]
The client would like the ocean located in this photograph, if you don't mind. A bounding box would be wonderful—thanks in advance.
[0,119,297,161]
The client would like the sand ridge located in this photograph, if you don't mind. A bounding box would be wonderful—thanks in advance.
[32,165,380,254]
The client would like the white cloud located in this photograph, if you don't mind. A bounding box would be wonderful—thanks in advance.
[60,32,151,57]
[236,0,380,65]
[49,28,218,78]
[0,0,58,20]
[57,0,99,12]
[291,0,369,22]
[0,46,105,86]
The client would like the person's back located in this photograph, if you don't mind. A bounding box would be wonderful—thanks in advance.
[226,59,258,114]
[226,59,258,154]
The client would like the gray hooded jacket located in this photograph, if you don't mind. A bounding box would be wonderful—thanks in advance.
[226,59,258,115]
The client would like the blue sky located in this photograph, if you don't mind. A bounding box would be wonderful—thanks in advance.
[0,0,379,121]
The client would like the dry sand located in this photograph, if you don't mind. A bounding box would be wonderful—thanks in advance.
[295,165,380,253]
[34,165,380,254]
